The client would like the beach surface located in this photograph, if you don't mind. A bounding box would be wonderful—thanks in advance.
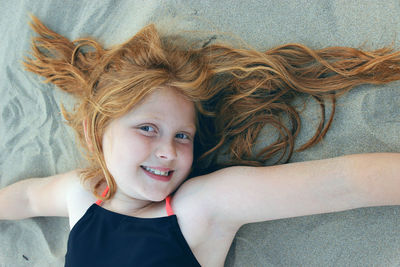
[1,1,400,266]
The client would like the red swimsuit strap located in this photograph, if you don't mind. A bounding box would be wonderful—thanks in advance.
[95,186,175,216]
[165,195,174,216]
[95,186,109,206]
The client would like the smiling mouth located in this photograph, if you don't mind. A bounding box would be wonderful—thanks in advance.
[140,166,174,182]
[140,166,173,176]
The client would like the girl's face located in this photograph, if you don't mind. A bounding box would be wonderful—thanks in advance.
[102,87,196,202]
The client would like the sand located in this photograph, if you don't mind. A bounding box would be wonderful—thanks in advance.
[1,0,400,266]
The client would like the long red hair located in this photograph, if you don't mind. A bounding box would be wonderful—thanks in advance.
[23,15,400,200]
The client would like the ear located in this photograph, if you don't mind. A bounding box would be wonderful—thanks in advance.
[83,118,94,152]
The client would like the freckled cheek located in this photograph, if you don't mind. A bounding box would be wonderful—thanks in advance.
[178,144,194,172]
[125,135,151,158]
[106,132,150,165]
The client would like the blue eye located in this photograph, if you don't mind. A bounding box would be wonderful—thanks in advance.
[176,133,189,140]
[140,125,155,132]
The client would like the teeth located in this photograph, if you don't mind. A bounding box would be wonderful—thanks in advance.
[143,166,169,176]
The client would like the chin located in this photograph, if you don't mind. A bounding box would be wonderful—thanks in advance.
[141,190,170,202]
[145,194,167,202]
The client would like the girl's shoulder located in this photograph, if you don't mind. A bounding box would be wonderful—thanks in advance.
[65,169,97,229]
[170,174,240,266]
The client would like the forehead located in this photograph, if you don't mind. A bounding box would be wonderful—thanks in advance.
[126,87,196,129]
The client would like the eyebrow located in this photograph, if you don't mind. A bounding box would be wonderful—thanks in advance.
[184,125,197,133]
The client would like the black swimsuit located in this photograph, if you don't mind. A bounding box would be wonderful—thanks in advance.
[64,190,201,267]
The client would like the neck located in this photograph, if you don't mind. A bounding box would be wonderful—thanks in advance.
[102,190,159,217]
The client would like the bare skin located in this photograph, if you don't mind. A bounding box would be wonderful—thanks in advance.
[1,87,399,266]
[2,152,400,266]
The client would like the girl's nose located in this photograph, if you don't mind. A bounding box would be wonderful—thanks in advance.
[155,140,177,160]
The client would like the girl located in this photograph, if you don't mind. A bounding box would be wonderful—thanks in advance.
[1,15,400,267]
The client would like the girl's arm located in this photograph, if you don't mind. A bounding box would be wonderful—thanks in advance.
[192,153,400,229]
[0,170,78,220]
